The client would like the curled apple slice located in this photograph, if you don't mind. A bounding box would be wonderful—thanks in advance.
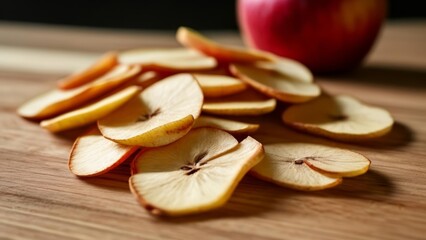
[189,66,230,76]
[177,27,271,63]
[58,51,118,89]
[134,71,169,88]
[129,128,264,216]
[17,65,141,120]
[230,63,320,103]
[255,56,313,83]
[202,89,276,116]
[193,116,259,134]
[282,95,394,141]
[98,73,203,147]
[69,128,139,177]
[40,86,141,132]
[193,74,247,97]
[251,143,370,191]
[119,48,216,72]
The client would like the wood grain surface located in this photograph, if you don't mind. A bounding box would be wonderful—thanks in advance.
[0,21,425,240]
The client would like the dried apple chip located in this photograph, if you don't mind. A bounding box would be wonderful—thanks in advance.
[40,86,141,132]
[282,94,394,141]
[119,48,216,72]
[230,63,320,103]
[133,71,169,88]
[98,73,203,147]
[202,89,276,116]
[177,26,271,63]
[255,56,314,83]
[58,51,118,89]
[194,74,247,97]
[17,65,141,120]
[193,115,259,134]
[251,143,370,191]
[129,128,264,216]
[69,128,139,177]
[189,66,231,76]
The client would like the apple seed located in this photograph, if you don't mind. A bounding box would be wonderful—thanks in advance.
[329,114,348,121]
[180,151,209,175]
[137,108,161,122]
[294,159,304,165]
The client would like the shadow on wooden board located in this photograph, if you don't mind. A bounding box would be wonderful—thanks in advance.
[153,169,394,223]
[322,65,426,90]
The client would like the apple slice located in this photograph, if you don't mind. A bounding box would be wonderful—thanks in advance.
[134,71,169,88]
[40,86,141,132]
[189,66,231,76]
[251,143,370,191]
[202,89,276,116]
[230,63,320,103]
[69,128,139,177]
[282,94,394,141]
[177,26,271,63]
[58,51,118,89]
[17,65,141,120]
[119,48,217,72]
[98,73,203,147]
[254,56,314,83]
[193,74,247,97]
[129,128,264,216]
[193,116,259,134]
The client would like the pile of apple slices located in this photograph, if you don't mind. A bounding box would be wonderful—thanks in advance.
[17,27,394,216]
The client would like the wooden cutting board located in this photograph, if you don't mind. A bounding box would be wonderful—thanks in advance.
[0,21,425,240]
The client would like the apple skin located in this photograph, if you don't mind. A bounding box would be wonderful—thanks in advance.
[238,0,387,73]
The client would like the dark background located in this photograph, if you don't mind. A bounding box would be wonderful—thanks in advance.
[0,0,424,30]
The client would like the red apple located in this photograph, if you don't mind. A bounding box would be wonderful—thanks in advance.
[237,0,387,73]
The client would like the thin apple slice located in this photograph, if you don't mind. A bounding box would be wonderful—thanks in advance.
[129,128,264,216]
[230,63,320,103]
[202,89,276,116]
[251,143,370,191]
[282,94,394,141]
[131,128,239,175]
[98,73,203,147]
[193,74,247,97]
[189,66,231,76]
[17,65,141,120]
[133,71,169,88]
[255,56,313,83]
[69,128,139,177]
[119,48,217,72]
[301,144,371,178]
[40,86,141,132]
[177,27,271,63]
[193,116,259,134]
[58,51,118,89]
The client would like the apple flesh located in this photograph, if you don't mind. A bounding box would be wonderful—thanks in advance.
[237,0,387,73]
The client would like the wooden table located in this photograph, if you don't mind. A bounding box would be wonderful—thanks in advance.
[0,21,425,240]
